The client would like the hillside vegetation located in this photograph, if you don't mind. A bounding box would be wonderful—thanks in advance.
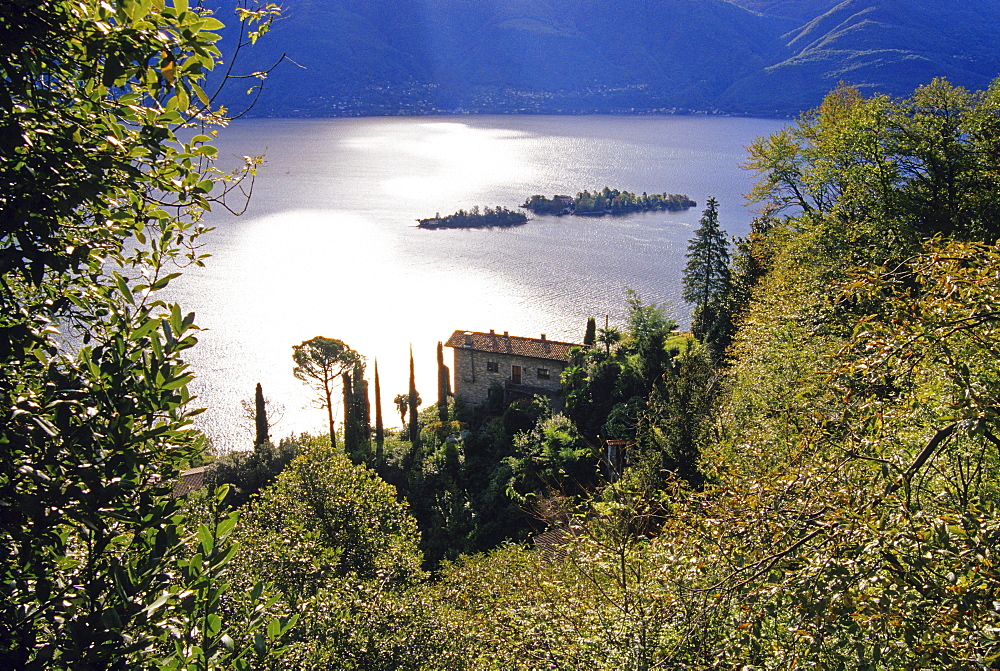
[205,76,1000,668]
[6,0,1000,664]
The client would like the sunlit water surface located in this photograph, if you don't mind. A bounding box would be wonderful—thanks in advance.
[169,115,786,451]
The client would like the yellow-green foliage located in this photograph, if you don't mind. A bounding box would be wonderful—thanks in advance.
[429,78,1000,669]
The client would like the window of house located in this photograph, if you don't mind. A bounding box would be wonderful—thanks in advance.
[486,361,499,373]
[537,368,550,379]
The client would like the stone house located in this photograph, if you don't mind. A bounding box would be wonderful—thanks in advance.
[445,329,580,407]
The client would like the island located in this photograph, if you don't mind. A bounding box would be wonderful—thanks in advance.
[417,206,528,229]
[522,188,696,216]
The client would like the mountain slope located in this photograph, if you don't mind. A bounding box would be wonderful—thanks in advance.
[719,0,1000,113]
[211,0,1000,117]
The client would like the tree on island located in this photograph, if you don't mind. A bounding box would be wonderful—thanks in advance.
[418,205,528,229]
[682,197,733,358]
[293,336,361,448]
[522,189,696,216]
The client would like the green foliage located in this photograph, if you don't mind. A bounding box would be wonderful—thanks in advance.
[342,360,371,463]
[506,413,596,503]
[408,345,421,449]
[229,435,434,668]
[237,437,423,590]
[522,188,696,216]
[373,359,385,465]
[583,316,597,346]
[564,292,681,441]
[436,340,450,427]
[682,197,733,358]
[0,0,284,666]
[292,336,361,448]
[274,575,480,670]
[206,437,299,509]
[745,79,1000,266]
[254,382,270,446]
[417,205,527,228]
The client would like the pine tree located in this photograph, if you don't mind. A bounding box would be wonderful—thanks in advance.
[292,336,360,448]
[682,197,732,357]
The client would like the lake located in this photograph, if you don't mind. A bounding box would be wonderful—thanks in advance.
[171,114,787,451]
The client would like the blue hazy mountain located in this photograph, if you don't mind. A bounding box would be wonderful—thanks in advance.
[210,0,1000,117]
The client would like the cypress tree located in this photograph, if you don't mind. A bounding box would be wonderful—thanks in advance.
[354,360,371,455]
[342,362,371,461]
[254,382,269,446]
[342,370,356,453]
[408,345,421,449]
[583,317,597,346]
[437,341,450,426]
[374,359,384,466]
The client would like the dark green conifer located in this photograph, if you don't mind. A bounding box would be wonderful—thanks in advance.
[408,345,421,449]
[437,341,450,426]
[583,317,597,346]
[343,362,371,462]
[374,359,384,466]
[254,382,269,446]
[342,370,356,453]
[682,197,732,358]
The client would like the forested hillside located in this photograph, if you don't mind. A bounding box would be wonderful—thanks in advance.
[212,0,1000,117]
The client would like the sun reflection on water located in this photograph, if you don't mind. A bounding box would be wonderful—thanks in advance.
[344,122,536,203]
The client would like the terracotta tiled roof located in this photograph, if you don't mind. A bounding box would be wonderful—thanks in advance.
[445,330,579,362]
[171,465,207,497]
[533,526,583,562]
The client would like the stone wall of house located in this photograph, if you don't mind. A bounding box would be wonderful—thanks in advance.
[452,347,567,408]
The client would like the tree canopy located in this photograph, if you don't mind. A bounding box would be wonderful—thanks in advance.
[0,0,291,667]
[292,336,362,448]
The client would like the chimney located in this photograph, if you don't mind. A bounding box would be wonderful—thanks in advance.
[503,331,509,339]
[463,332,473,348]
[541,334,546,341]
[489,329,495,336]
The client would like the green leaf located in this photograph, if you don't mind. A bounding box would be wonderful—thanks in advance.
[197,524,214,555]
[162,374,194,390]
[115,274,134,305]
[205,613,222,638]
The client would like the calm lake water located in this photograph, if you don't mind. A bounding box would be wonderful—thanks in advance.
[171,115,787,451]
